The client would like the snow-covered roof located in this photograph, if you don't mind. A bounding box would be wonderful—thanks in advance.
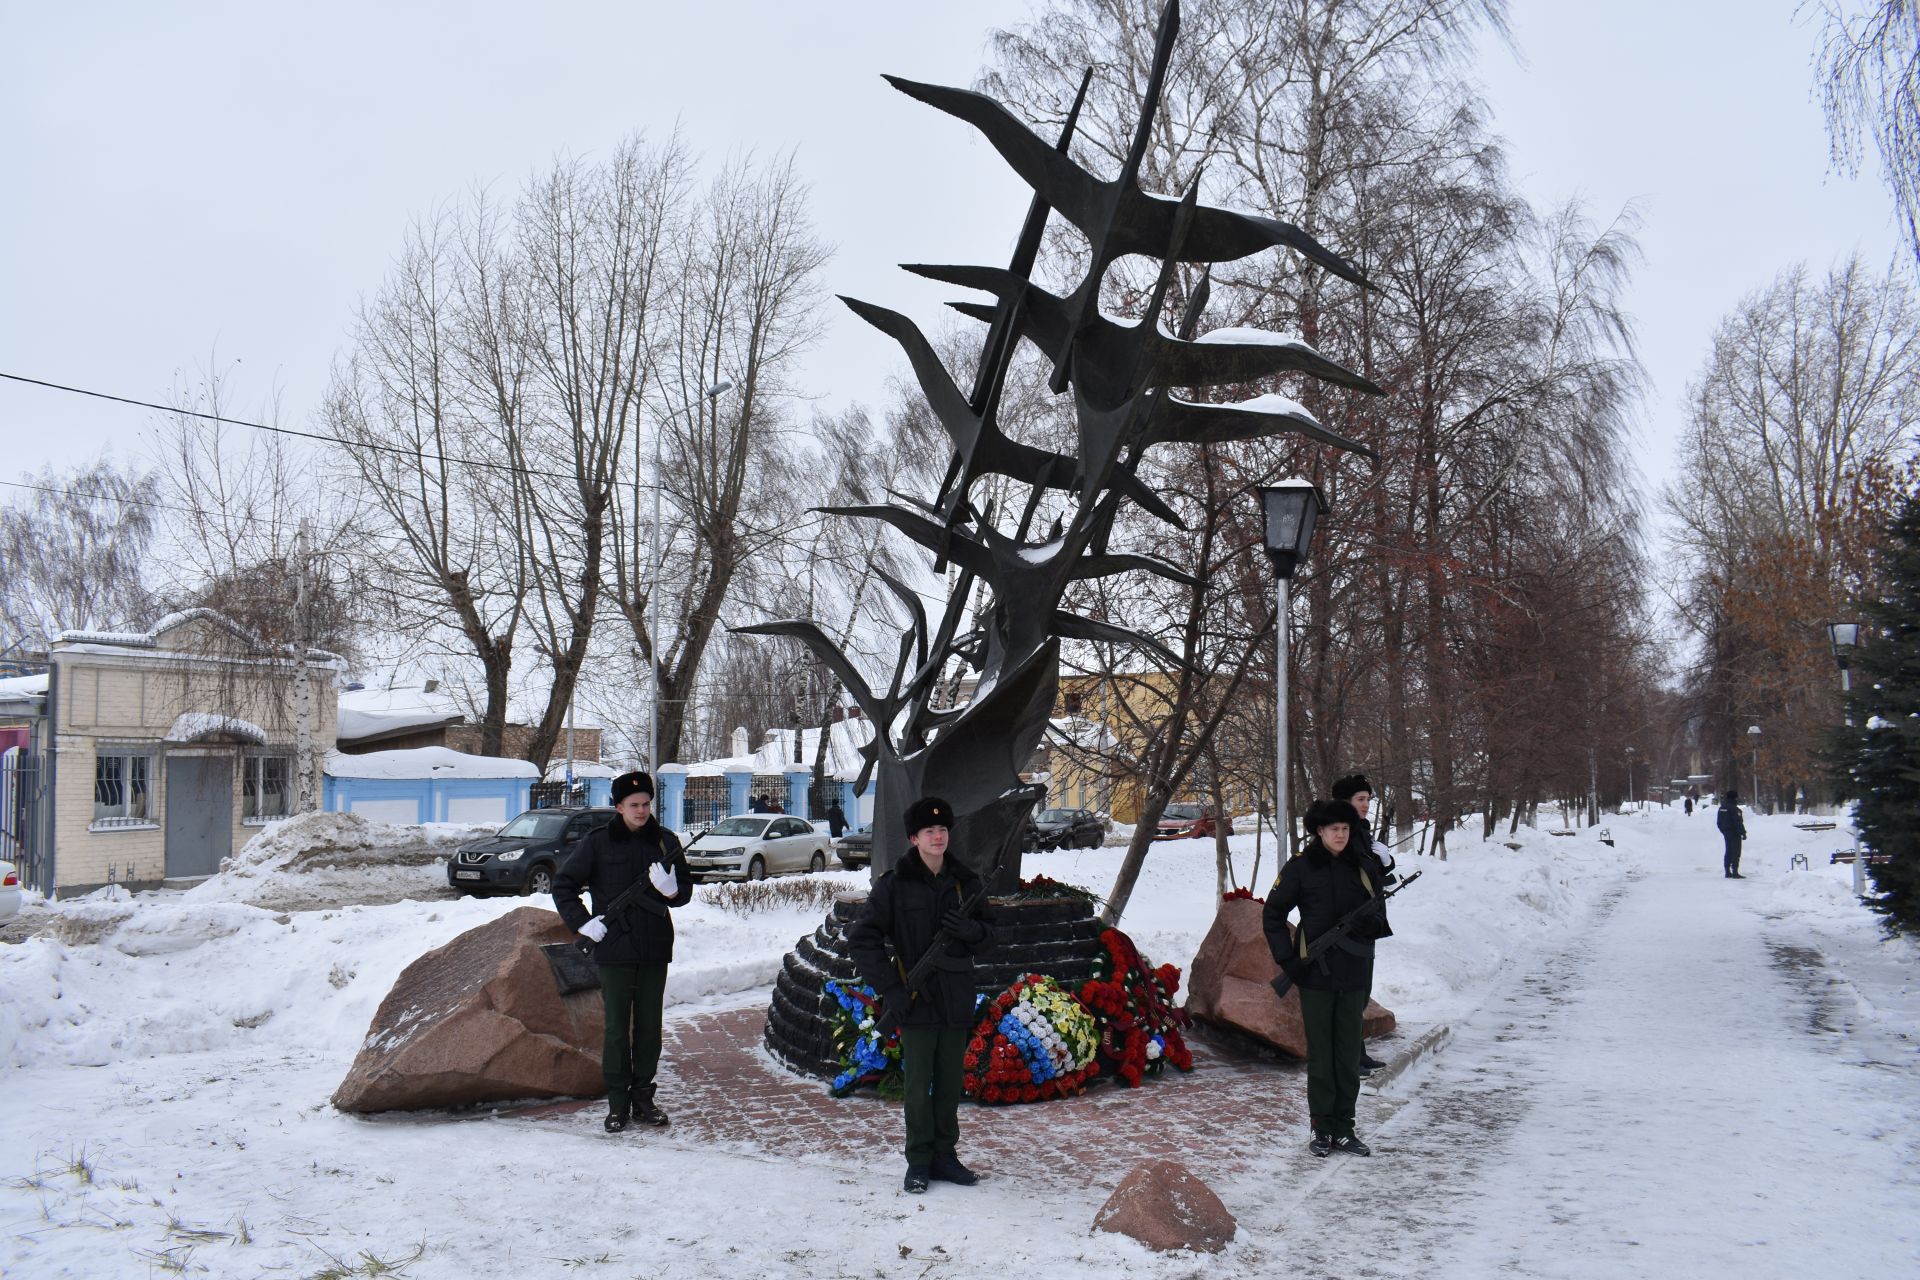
[323,747,540,780]
[335,681,464,746]
[51,608,340,665]
[334,678,603,740]
[1046,715,1120,754]
[679,717,876,782]
[0,672,50,698]
[545,759,620,780]
[166,713,269,745]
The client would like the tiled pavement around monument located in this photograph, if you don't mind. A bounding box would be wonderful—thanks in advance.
[501,1002,1398,1190]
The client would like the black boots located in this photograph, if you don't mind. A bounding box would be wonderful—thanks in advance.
[928,1152,979,1186]
[904,1166,930,1194]
[604,1105,629,1133]
[1309,1131,1334,1157]
[633,1084,670,1128]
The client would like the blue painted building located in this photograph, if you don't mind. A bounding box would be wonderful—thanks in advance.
[323,747,538,827]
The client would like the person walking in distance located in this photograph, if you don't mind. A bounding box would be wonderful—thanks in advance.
[1263,798,1391,1158]
[847,796,995,1193]
[552,771,694,1132]
[1718,790,1747,878]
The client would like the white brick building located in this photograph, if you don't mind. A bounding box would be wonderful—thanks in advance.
[26,609,340,895]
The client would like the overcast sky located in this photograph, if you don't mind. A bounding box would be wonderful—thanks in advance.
[1,1,1904,540]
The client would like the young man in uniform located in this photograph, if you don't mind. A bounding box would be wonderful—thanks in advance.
[552,771,694,1132]
[848,796,995,1193]
[1264,798,1393,1157]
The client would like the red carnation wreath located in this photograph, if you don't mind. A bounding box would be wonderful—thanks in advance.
[1076,928,1194,1086]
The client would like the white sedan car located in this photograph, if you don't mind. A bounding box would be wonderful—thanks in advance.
[0,859,20,923]
[683,814,831,883]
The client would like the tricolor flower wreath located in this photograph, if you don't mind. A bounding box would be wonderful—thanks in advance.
[823,979,902,1097]
[1077,928,1194,1086]
[963,974,1102,1104]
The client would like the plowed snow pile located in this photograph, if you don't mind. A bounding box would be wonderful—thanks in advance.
[184,810,494,909]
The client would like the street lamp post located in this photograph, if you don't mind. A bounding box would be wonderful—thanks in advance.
[1258,478,1327,857]
[647,379,734,772]
[1624,745,1635,812]
[1827,622,1865,895]
[1746,724,1762,813]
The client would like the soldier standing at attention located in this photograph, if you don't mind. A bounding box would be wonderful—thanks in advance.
[1264,798,1390,1158]
[848,796,996,1193]
[553,771,694,1132]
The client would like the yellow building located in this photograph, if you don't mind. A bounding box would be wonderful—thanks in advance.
[21,609,340,895]
[1042,671,1257,824]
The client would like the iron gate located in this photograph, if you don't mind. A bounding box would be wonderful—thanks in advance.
[0,748,49,893]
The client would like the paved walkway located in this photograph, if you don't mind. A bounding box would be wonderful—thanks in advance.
[1254,861,1920,1278]
[505,1004,1365,1187]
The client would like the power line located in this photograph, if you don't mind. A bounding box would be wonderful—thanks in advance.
[0,371,581,483]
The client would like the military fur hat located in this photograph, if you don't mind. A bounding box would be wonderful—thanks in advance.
[1304,798,1361,834]
[611,771,654,803]
[1330,774,1374,801]
[903,795,954,837]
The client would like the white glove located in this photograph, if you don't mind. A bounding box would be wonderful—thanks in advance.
[648,863,678,898]
[578,917,608,943]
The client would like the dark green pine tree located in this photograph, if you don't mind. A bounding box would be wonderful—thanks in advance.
[1834,484,1920,931]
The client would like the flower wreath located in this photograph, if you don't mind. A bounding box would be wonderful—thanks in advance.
[1078,928,1194,1086]
[963,974,1102,1104]
[823,979,902,1097]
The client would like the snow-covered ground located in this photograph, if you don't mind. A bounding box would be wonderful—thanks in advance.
[1,806,1914,1277]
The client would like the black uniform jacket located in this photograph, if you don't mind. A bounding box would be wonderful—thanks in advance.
[847,848,996,1027]
[1716,805,1747,842]
[1262,838,1390,992]
[552,816,694,965]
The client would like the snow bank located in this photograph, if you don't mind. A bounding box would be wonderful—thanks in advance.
[0,864,874,1072]
[208,810,490,877]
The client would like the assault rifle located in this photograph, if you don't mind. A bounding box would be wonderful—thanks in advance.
[541,836,681,996]
[1269,869,1422,1000]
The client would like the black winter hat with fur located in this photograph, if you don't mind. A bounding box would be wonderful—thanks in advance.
[611,771,654,804]
[1304,798,1361,835]
[1330,774,1374,801]
[903,795,954,837]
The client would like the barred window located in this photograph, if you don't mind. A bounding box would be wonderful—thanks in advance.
[94,752,153,824]
[244,755,293,821]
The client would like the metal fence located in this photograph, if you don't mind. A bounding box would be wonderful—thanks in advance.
[0,748,49,893]
[529,780,586,810]
[683,775,730,831]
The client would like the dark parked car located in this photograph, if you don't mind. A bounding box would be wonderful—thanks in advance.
[1026,807,1108,851]
[834,828,872,869]
[447,806,615,897]
[1153,802,1232,841]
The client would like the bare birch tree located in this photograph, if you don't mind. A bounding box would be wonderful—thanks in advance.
[0,459,157,653]
[1809,0,1920,260]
